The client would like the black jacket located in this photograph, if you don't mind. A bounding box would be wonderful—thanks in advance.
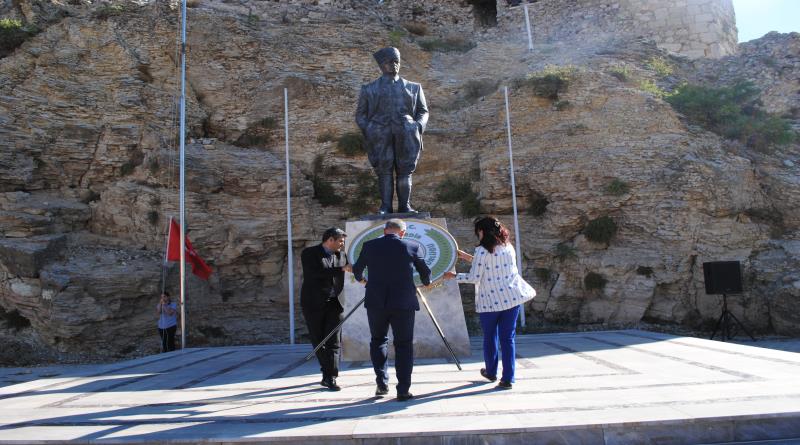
[300,244,347,312]
[352,234,431,311]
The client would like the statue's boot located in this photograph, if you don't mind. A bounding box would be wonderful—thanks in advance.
[378,174,394,214]
[396,174,417,213]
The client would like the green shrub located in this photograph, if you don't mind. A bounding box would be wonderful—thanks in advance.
[460,191,481,217]
[0,18,38,58]
[666,81,795,151]
[518,74,567,100]
[316,130,337,143]
[257,117,278,129]
[529,194,549,217]
[336,132,366,156]
[565,123,588,136]
[235,133,270,147]
[637,79,666,98]
[554,242,576,261]
[436,176,472,203]
[388,28,407,47]
[246,13,259,25]
[636,266,654,278]
[647,57,673,77]
[462,79,498,102]
[346,172,379,216]
[147,210,159,226]
[513,66,575,101]
[605,178,630,196]
[554,100,571,111]
[584,272,607,290]
[608,65,630,82]
[584,216,617,244]
[119,161,136,176]
[93,4,126,19]
[403,21,428,36]
[313,177,344,206]
[418,37,476,53]
[436,176,479,216]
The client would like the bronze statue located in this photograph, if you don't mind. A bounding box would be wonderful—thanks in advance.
[356,47,429,214]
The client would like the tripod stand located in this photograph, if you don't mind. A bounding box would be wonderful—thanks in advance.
[710,293,756,341]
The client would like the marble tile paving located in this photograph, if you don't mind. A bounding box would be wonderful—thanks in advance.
[1,330,800,444]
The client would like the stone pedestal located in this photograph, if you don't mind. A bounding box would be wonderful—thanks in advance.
[342,216,471,361]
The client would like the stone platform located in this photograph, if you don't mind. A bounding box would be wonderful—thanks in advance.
[2,330,800,444]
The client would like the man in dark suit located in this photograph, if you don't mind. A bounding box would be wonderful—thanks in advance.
[355,47,429,214]
[301,227,350,391]
[352,219,431,401]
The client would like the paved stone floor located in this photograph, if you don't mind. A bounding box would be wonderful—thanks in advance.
[1,330,800,444]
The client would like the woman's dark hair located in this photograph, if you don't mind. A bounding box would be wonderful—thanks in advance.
[474,216,509,253]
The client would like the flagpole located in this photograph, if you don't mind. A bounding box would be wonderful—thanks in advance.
[523,2,534,51]
[504,87,525,327]
[160,219,170,294]
[178,0,188,350]
[285,87,295,345]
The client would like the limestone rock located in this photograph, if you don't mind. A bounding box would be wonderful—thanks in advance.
[0,234,65,277]
[0,0,797,364]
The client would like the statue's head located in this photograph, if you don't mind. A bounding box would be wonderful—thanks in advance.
[373,47,401,76]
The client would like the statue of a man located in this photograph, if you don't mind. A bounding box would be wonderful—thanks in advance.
[356,47,429,214]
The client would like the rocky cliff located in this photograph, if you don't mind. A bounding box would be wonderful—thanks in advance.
[0,0,798,365]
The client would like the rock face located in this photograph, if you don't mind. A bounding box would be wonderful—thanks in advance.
[496,0,738,59]
[0,0,797,364]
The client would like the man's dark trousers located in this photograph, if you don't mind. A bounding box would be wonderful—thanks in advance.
[352,233,431,395]
[368,308,415,393]
[302,299,342,378]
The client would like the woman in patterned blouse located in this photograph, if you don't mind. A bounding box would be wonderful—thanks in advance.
[444,216,536,389]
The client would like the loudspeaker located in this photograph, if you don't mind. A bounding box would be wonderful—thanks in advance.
[702,261,742,295]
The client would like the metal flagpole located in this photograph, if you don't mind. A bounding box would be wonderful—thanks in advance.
[504,87,525,327]
[160,219,170,294]
[523,2,534,51]
[285,88,295,345]
[178,0,188,350]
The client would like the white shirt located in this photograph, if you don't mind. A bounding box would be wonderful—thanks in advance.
[456,244,536,313]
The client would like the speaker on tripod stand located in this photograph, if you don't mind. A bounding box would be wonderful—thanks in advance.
[702,261,755,342]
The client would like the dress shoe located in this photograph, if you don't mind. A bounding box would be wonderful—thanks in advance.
[321,376,341,391]
[496,380,512,390]
[397,392,414,401]
[480,368,497,382]
[375,384,389,397]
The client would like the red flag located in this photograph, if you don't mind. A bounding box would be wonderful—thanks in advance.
[167,219,213,280]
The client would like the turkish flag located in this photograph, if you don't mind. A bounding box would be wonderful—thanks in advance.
[167,218,213,280]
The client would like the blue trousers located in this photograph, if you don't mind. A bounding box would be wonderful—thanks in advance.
[479,305,520,383]
[367,308,415,394]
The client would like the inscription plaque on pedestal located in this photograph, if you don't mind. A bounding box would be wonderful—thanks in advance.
[342,217,471,361]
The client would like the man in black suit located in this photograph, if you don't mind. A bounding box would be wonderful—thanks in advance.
[301,227,350,391]
[352,219,431,401]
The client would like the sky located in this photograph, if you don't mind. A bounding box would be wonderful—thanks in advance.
[733,0,800,42]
